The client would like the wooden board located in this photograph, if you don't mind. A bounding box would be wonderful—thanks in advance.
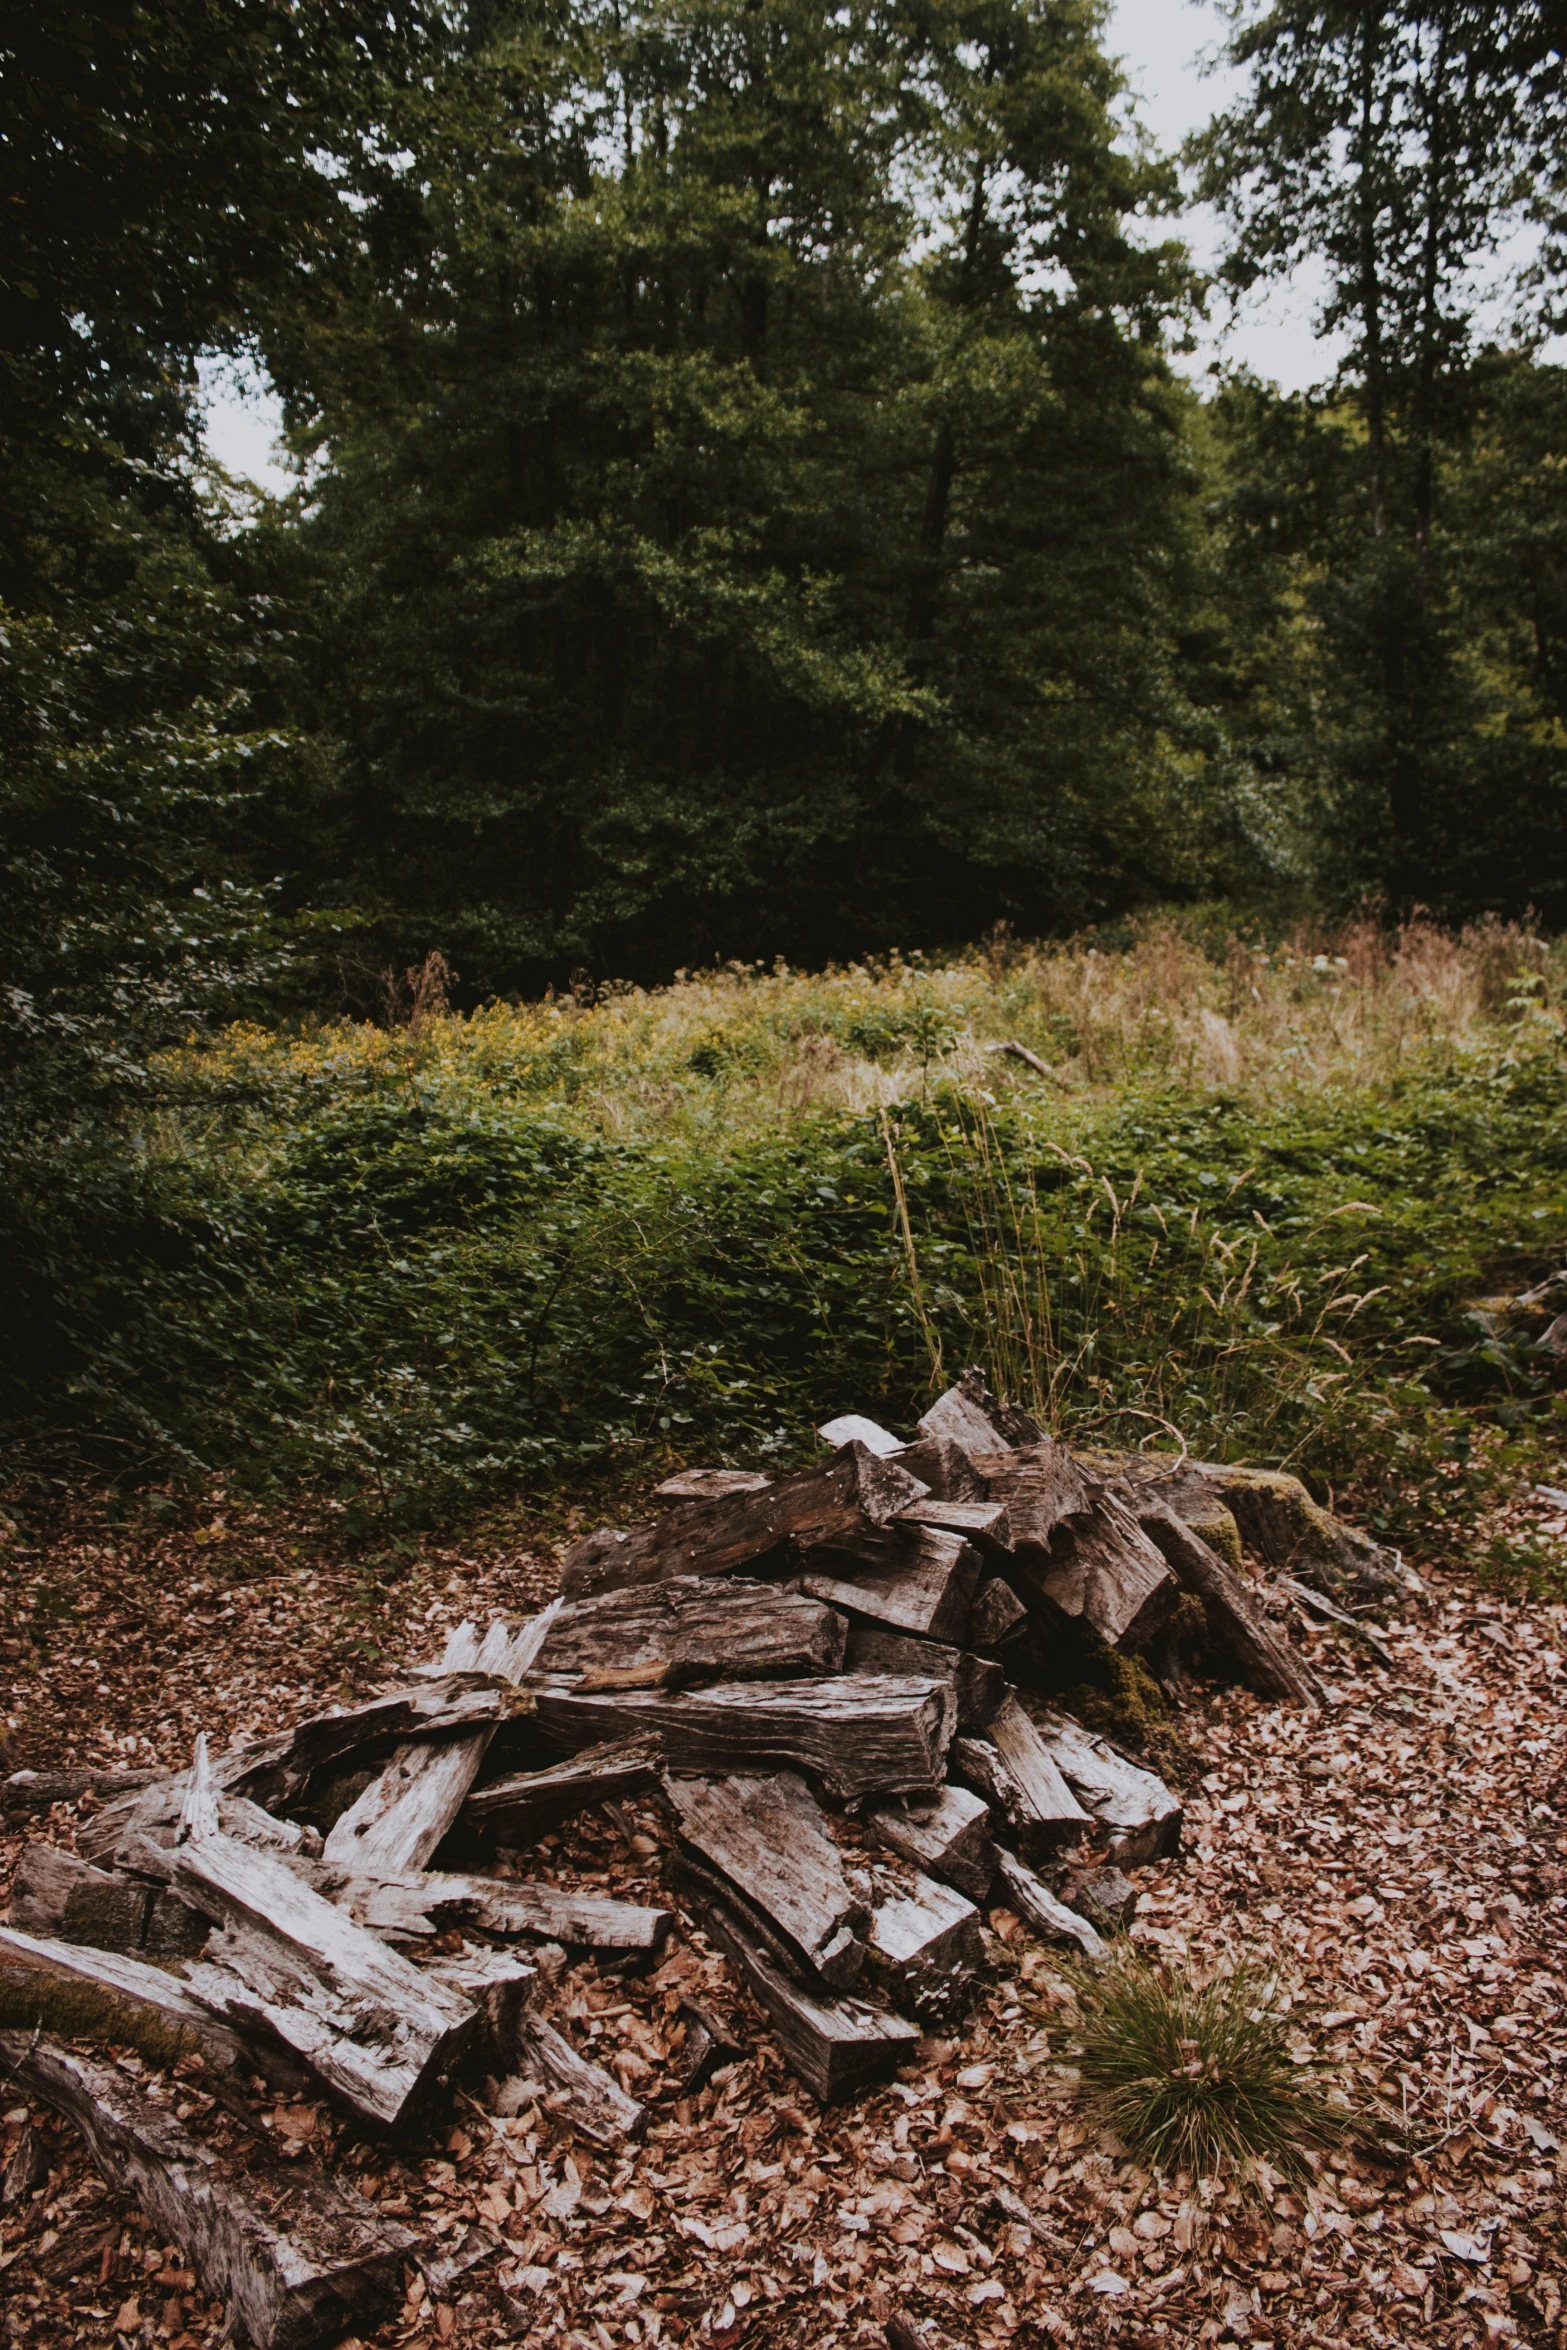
[464,1734,665,1844]
[798,1526,981,1643]
[560,1440,931,1598]
[863,1866,982,2024]
[171,1832,476,2127]
[1137,1501,1324,1703]
[698,1895,919,2103]
[2,2032,414,2350]
[531,1675,954,1804]
[0,1925,247,2075]
[324,1868,671,1953]
[865,1786,997,1903]
[991,1852,1106,1958]
[321,1731,492,1875]
[1032,1714,1182,1866]
[951,1699,1091,1861]
[663,1773,869,1988]
[840,1622,1002,1734]
[534,1576,844,1690]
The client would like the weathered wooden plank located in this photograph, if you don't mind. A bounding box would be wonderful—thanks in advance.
[171,1833,476,2127]
[840,1622,1003,1734]
[0,1926,246,2074]
[663,1773,869,1988]
[531,1675,954,1804]
[863,1867,982,2024]
[1,2032,414,2350]
[533,1576,844,1690]
[321,1730,492,1876]
[79,1772,318,1875]
[325,1868,671,1953]
[798,1527,981,1644]
[560,1441,931,1599]
[967,1577,1028,1648]
[951,1695,1091,1860]
[1013,1492,1179,1651]
[464,1734,665,1844]
[991,1852,1106,1959]
[865,1786,997,1903]
[515,2010,647,2146]
[698,1895,920,2103]
[653,1467,772,1499]
[1032,1714,1182,1866]
[1138,1501,1324,1704]
[817,1414,904,1456]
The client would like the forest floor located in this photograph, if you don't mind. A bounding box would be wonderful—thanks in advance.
[2,1484,1566,2350]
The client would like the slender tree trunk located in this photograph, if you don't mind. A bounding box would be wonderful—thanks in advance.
[1412,4,1454,614]
[1355,12,1389,544]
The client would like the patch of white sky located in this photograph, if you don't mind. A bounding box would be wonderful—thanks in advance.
[199,0,1551,490]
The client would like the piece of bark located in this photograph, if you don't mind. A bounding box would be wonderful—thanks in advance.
[1014,1490,1179,1651]
[531,1675,954,1804]
[515,2009,646,2146]
[1032,1714,1182,1866]
[798,1527,982,1644]
[326,1868,671,1952]
[171,1834,476,2127]
[464,1734,665,1843]
[1,2032,414,2350]
[533,1576,844,1690]
[841,1622,1003,1734]
[1,1767,163,1819]
[561,1440,930,1599]
[1279,1574,1398,1668]
[1061,1864,1137,1932]
[817,1415,904,1456]
[2,2121,47,2204]
[653,1467,772,1499]
[992,1851,1106,1959]
[1138,1501,1325,1703]
[322,1730,492,1875]
[862,1866,982,2024]
[698,1896,919,2102]
[893,1435,989,1502]
[866,1786,997,1903]
[967,1577,1028,1648]
[951,1695,1091,1860]
[663,1773,869,1989]
[0,1924,247,2073]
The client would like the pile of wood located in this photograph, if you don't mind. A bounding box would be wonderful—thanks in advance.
[0,1373,1390,2348]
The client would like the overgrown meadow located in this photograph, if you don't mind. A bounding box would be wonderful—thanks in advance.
[9,918,1567,1574]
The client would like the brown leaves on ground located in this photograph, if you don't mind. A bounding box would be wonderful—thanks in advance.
[2,1483,1565,2350]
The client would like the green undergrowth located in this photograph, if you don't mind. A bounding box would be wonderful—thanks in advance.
[5,938,1567,1575]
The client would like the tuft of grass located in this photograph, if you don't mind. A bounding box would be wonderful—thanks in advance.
[1062,1948,1357,2181]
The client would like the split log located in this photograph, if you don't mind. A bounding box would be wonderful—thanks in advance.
[5,1844,206,1961]
[1088,1452,1403,1599]
[515,2009,646,2146]
[1,2032,413,2350]
[951,1694,1091,1859]
[0,1925,247,2074]
[79,1774,318,1874]
[1061,1865,1137,1932]
[264,1676,514,1780]
[463,1735,665,1844]
[917,1383,1007,1453]
[1012,1491,1179,1651]
[424,1948,535,2072]
[893,1434,989,1502]
[866,1786,997,1903]
[1033,1715,1182,1866]
[698,1895,919,2103]
[321,1731,493,1876]
[325,1868,671,1953]
[968,1438,1098,1555]
[663,1773,869,1988]
[653,1467,772,1499]
[863,1867,982,2024]
[1137,1502,1324,1704]
[531,1675,954,1804]
[893,1497,1014,1547]
[532,1577,844,1690]
[991,1852,1105,1959]
[967,1577,1028,1649]
[798,1527,981,1644]
[170,1833,476,2127]
[841,1622,1003,1733]
[1,1767,162,1819]
[817,1415,903,1456]
[561,1440,930,1599]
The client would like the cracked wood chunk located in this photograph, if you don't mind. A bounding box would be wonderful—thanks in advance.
[1,2032,414,2350]
[967,1577,1028,1649]
[1137,1501,1324,1704]
[798,1527,982,1644]
[262,1675,517,1781]
[991,1851,1106,1959]
[463,1733,666,1844]
[170,1832,476,2127]
[513,2009,647,2146]
[5,1842,207,1960]
[664,1771,870,1988]
[560,1439,930,1598]
[950,1693,1092,1860]
[1032,1714,1182,1866]
[1011,1490,1179,1651]
[532,1674,954,1803]
[698,1895,920,2102]
[841,1621,1003,1734]
[866,1785,997,1903]
[968,1439,1099,1556]
[863,1865,983,2023]
[532,1576,845,1690]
